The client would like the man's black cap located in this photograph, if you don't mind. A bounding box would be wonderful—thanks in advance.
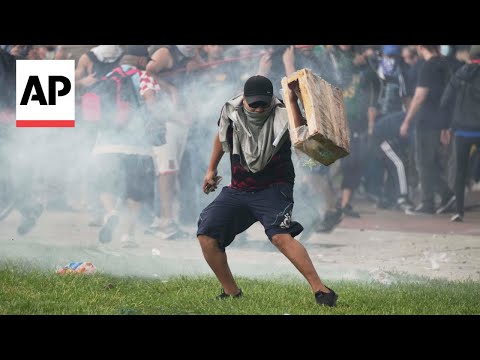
[244,75,274,105]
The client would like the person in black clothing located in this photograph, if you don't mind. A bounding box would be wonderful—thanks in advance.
[339,46,380,217]
[197,75,338,306]
[441,45,464,74]
[440,45,480,222]
[400,45,456,215]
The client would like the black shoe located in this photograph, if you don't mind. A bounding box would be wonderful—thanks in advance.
[17,216,37,235]
[405,203,434,215]
[216,289,243,300]
[376,198,394,210]
[436,195,456,214]
[99,214,119,244]
[16,203,43,235]
[342,204,360,218]
[316,208,343,233]
[315,287,338,307]
[450,213,463,222]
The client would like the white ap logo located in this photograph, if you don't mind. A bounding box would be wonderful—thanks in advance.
[16,60,75,128]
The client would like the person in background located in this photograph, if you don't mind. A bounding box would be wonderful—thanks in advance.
[440,45,480,222]
[92,45,162,248]
[145,45,202,240]
[339,46,380,217]
[400,45,456,215]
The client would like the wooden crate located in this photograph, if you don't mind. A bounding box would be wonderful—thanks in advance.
[281,68,350,166]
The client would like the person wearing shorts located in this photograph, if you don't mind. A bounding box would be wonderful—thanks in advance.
[197,75,338,306]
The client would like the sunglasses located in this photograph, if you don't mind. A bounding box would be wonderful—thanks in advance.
[248,101,270,109]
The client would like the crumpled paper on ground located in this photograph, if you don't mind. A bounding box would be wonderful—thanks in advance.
[56,262,96,275]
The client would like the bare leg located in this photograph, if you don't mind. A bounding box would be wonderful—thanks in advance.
[341,188,352,208]
[271,233,330,294]
[198,235,240,295]
[100,192,116,215]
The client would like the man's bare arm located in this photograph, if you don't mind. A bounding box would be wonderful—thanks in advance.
[284,85,307,127]
[75,53,91,80]
[75,53,97,89]
[146,48,173,75]
[146,48,179,105]
[400,86,429,137]
[203,133,225,193]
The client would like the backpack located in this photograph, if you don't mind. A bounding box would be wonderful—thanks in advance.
[80,66,141,127]
[81,66,166,146]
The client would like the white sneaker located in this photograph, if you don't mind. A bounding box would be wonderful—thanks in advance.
[145,217,166,235]
[450,213,464,222]
[153,219,185,240]
[120,234,139,248]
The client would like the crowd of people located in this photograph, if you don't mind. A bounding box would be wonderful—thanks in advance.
[1,44,479,246]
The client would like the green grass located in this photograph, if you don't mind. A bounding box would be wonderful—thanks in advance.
[1,263,479,315]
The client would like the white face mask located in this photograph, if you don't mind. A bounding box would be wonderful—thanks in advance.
[176,45,198,58]
[440,45,450,56]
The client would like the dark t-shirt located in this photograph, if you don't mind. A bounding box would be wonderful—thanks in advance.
[405,59,423,98]
[415,56,451,130]
[225,122,295,191]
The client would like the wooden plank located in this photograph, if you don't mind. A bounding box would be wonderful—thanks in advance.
[282,68,350,165]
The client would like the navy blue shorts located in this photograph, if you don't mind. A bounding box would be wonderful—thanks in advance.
[197,183,304,250]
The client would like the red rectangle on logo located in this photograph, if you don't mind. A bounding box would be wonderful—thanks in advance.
[16,120,75,128]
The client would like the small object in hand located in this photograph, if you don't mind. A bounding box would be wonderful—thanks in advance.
[205,176,223,194]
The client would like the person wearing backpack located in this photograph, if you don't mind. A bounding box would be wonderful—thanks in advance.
[440,45,480,222]
[74,45,124,226]
[75,45,124,91]
[91,45,163,248]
